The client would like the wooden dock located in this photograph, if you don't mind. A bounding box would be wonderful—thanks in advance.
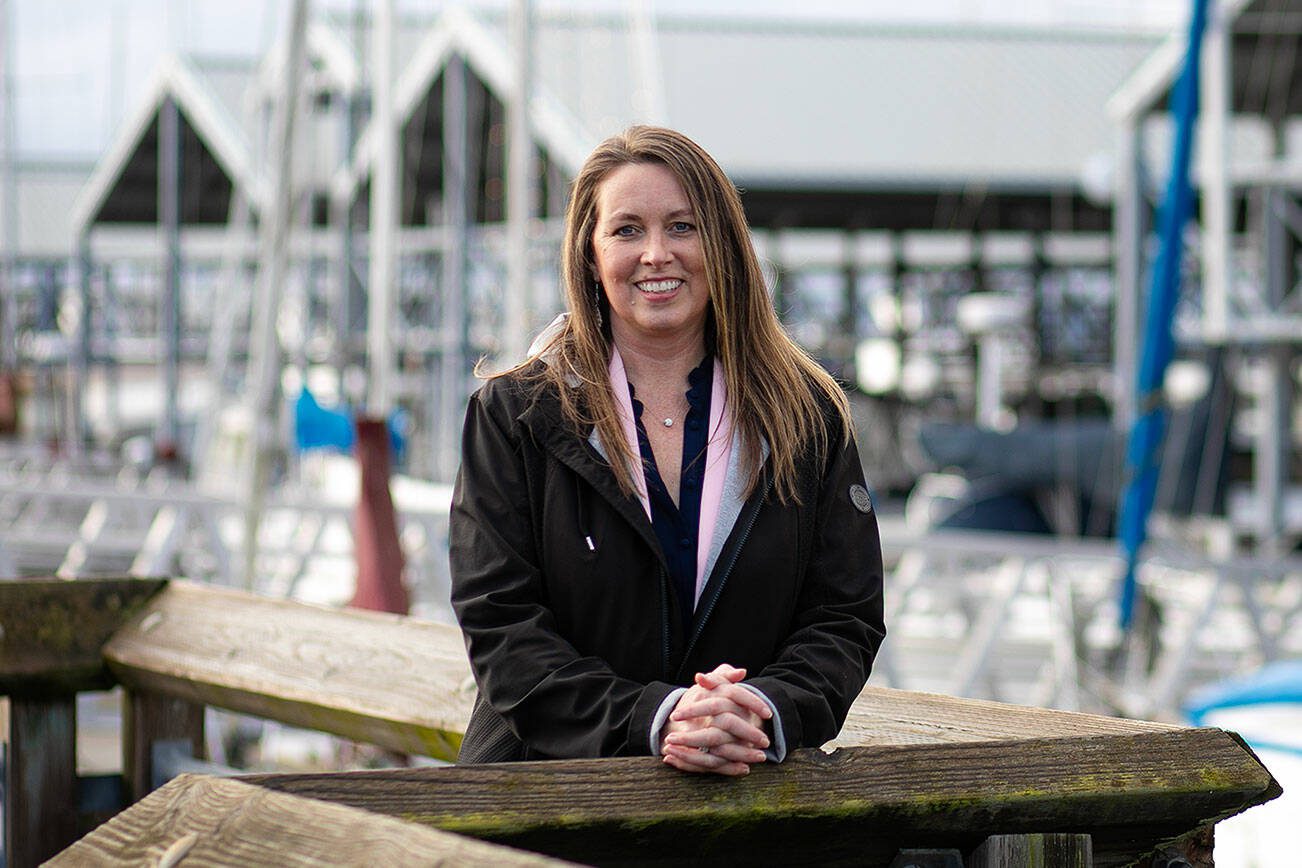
[1,577,1281,867]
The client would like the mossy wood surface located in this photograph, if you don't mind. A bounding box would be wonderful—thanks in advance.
[102,581,473,761]
[49,774,578,867]
[245,729,1279,868]
[0,577,165,694]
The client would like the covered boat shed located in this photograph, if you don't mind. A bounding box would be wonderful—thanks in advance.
[63,6,1163,479]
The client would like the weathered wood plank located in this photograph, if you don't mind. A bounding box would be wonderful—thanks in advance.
[0,577,166,694]
[5,695,77,868]
[101,581,1180,766]
[103,581,473,761]
[968,833,1092,868]
[122,689,206,802]
[833,686,1176,748]
[244,729,1279,868]
[48,774,578,866]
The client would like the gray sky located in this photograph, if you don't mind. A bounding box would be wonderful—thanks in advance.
[9,0,1187,160]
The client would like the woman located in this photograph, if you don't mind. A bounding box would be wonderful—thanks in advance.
[450,126,884,776]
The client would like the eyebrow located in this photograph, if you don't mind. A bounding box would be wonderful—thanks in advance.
[603,208,694,223]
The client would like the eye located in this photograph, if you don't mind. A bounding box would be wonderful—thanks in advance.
[670,221,695,233]
[613,225,638,237]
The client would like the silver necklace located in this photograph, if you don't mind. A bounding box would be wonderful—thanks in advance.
[645,395,687,429]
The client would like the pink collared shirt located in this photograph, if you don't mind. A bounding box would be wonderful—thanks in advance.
[607,345,733,604]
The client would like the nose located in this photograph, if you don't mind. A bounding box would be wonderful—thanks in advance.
[641,229,674,267]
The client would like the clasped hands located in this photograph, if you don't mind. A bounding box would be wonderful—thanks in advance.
[659,663,772,777]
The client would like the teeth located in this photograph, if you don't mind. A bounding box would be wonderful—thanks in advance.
[637,279,681,294]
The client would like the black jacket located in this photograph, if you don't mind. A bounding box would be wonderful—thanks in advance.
[449,370,885,763]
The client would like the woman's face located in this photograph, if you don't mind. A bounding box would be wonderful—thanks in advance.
[590,162,709,349]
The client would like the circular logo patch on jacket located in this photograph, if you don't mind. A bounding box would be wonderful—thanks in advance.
[849,484,873,514]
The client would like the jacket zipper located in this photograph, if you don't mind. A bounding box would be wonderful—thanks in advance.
[659,565,671,678]
[674,475,775,680]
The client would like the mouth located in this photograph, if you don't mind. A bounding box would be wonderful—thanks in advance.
[636,279,683,295]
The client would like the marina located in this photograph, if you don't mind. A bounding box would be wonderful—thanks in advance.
[2,0,1301,864]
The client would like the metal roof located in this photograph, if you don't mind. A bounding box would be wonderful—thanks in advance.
[69,55,263,234]
[522,15,1162,189]
[329,9,1161,231]
[69,29,362,236]
[12,161,95,257]
[72,8,1168,239]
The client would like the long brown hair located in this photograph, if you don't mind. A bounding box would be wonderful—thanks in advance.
[501,125,851,503]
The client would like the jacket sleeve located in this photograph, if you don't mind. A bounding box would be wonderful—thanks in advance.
[745,432,886,751]
[449,385,677,758]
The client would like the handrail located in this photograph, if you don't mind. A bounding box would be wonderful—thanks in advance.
[243,728,1278,867]
[0,577,1283,868]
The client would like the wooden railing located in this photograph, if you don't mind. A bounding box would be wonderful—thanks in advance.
[1,577,1281,867]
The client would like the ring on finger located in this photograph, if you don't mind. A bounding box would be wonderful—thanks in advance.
[698,746,710,755]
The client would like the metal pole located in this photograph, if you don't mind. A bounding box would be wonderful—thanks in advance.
[438,55,470,481]
[102,262,122,442]
[0,0,17,374]
[628,0,665,123]
[505,0,534,364]
[367,0,397,415]
[71,233,92,455]
[1112,123,1145,428]
[975,332,1005,430]
[1258,188,1295,558]
[1200,2,1231,343]
[840,229,858,375]
[243,0,309,590]
[158,95,183,457]
[333,72,359,388]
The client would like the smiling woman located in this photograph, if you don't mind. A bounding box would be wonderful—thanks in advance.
[449,125,885,777]
[590,162,710,350]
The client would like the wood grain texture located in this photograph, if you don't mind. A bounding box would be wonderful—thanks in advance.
[48,774,577,867]
[244,728,1278,868]
[100,581,1183,765]
[833,687,1177,748]
[0,577,166,694]
[122,689,206,802]
[102,581,474,760]
[6,695,77,868]
[968,833,1093,868]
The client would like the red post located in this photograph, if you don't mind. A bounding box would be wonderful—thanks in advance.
[349,417,408,614]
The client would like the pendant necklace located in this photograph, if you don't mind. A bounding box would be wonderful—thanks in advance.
[650,396,687,429]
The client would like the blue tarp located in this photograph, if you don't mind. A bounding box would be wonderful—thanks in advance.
[293,387,408,465]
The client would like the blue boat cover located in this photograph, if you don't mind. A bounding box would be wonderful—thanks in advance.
[1185,661,1302,756]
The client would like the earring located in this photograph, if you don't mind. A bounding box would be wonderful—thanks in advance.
[594,281,604,330]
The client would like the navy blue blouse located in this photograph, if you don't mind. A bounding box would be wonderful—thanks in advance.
[628,355,713,629]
